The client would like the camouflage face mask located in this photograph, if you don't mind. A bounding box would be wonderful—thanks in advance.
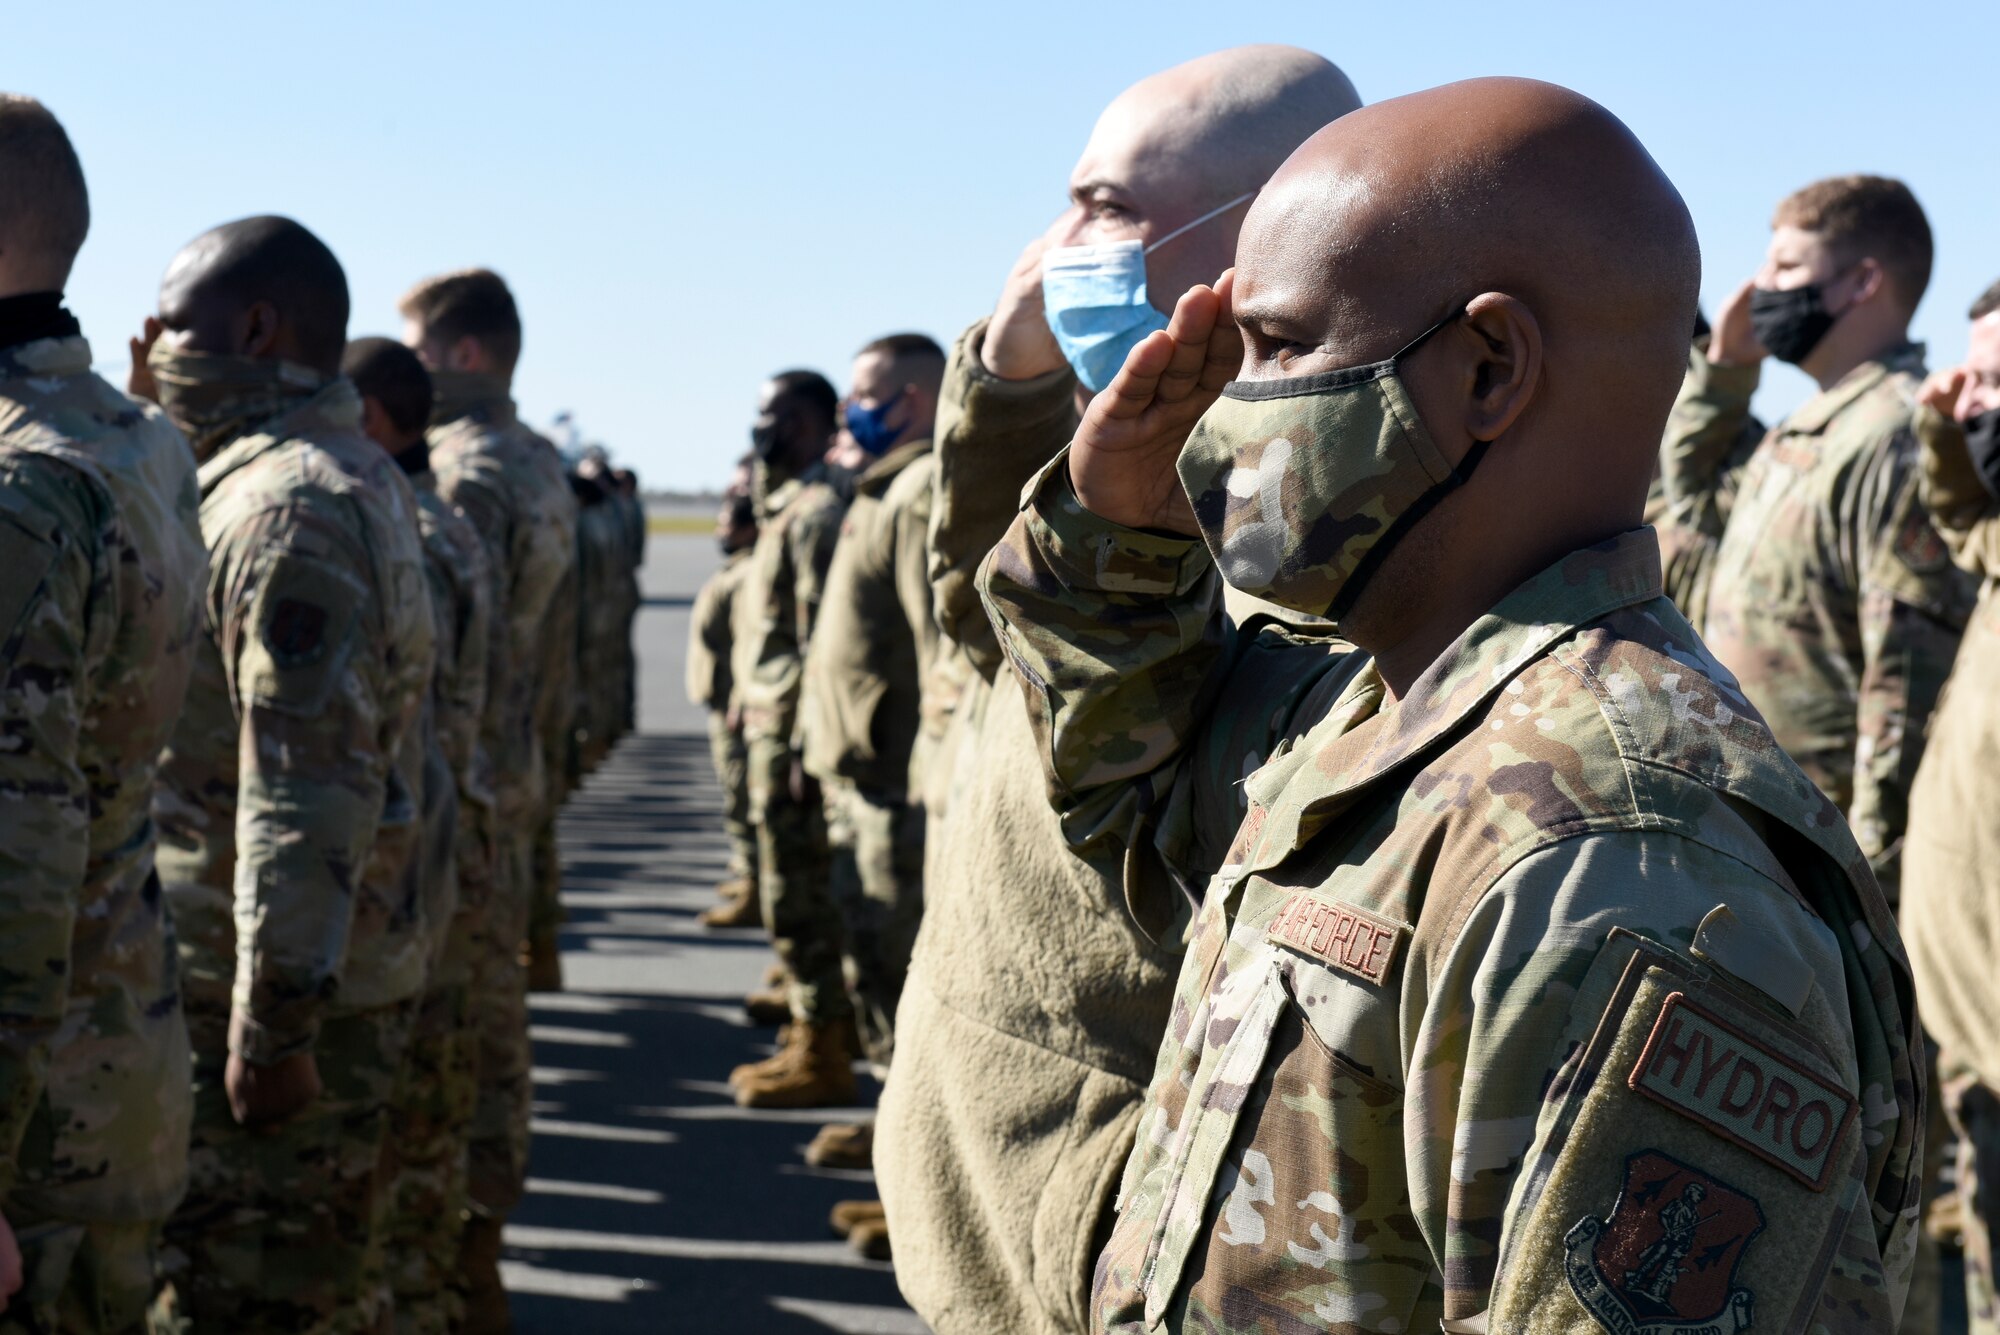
[147,345,324,461]
[1175,308,1486,622]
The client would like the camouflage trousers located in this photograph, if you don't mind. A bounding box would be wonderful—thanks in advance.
[160,999,416,1335]
[1947,1069,2000,1333]
[467,814,535,1220]
[824,780,925,1068]
[379,797,487,1335]
[529,809,565,950]
[707,711,758,880]
[0,1204,162,1335]
[746,730,849,1024]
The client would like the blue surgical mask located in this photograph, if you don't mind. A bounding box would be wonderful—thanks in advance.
[1040,191,1256,392]
[843,386,906,456]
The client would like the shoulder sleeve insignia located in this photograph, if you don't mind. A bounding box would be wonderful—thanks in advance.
[1266,891,1409,986]
[1892,506,1949,575]
[1627,992,1857,1190]
[263,596,330,666]
[1566,1150,1762,1334]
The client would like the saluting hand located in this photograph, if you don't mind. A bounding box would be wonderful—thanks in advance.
[1919,366,1969,422]
[1068,270,1241,535]
[1706,279,1766,369]
[981,235,1067,382]
[127,316,162,402]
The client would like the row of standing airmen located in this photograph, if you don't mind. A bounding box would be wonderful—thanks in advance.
[686,45,2000,1335]
[0,97,645,1333]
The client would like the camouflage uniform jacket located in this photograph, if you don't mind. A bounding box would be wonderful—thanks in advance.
[982,470,1922,1333]
[687,549,751,711]
[427,376,576,823]
[731,458,846,748]
[801,436,937,797]
[1647,343,1765,628]
[0,335,203,1219]
[1902,406,2000,1093]
[157,380,435,1061]
[411,470,495,955]
[1701,343,1974,903]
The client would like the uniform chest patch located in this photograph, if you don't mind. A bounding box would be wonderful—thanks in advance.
[1565,1150,1763,1335]
[1265,892,1408,986]
[1628,992,1857,1190]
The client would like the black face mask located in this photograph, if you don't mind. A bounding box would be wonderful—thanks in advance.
[1748,283,1838,366]
[1965,408,2000,502]
[749,421,786,461]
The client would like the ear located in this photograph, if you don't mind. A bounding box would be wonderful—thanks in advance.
[1845,257,1887,307]
[1458,292,1542,444]
[449,334,485,373]
[238,300,281,357]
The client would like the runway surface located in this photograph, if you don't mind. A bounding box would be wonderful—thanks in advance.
[505,532,924,1334]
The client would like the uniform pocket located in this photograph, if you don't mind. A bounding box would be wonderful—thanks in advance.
[1139,961,1433,1332]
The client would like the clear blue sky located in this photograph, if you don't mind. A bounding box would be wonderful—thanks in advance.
[19,2,1996,490]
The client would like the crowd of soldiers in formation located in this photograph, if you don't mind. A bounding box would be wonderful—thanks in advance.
[683,43,2000,1335]
[10,39,2000,1335]
[0,95,647,1333]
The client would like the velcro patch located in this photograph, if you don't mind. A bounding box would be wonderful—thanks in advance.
[263,597,330,666]
[1266,892,1408,986]
[1627,992,1857,1190]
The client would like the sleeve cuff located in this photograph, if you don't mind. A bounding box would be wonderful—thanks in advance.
[1022,450,1210,598]
[957,317,1079,398]
[1686,342,1761,402]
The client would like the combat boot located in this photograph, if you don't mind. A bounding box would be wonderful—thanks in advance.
[734,1018,858,1108]
[728,1022,796,1088]
[848,1211,891,1262]
[698,886,761,929]
[742,984,790,1026]
[713,873,755,902]
[805,1119,873,1169]
[829,1198,886,1238]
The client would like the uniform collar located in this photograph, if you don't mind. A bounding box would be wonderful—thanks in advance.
[198,378,364,498]
[428,370,516,430]
[1784,341,1925,435]
[0,334,93,381]
[1252,528,1666,862]
[853,435,933,496]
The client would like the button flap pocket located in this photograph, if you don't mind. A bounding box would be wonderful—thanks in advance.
[1139,960,1286,1327]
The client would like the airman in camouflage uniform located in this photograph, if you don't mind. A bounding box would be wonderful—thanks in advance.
[402,266,577,1329]
[0,112,206,1326]
[344,336,496,1335]
[1902,281,2000,1332]
[688,481,760,927]
[146,218,435,1333]
[980,80,1921,1333]
[1646,326,1764,628]
[1698,177,1974,909]
[610,467,645,741]
[875,47,1363,1325]
[727,371,859,1109]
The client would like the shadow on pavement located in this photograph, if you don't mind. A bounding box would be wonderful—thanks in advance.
[508,733,924,1334]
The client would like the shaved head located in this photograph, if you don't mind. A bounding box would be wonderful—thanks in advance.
[158,215,349,373]
[0,94,88,291]
[1227,78,1699,677]
[1090,46,1363,205]
[1059,45,1362,312]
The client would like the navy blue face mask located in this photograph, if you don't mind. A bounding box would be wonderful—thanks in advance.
[844,386,906,456]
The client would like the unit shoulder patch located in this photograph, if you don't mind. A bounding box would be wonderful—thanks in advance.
[1627,992,1857,1191]
[1565,1149,1763,1335]
[1265,892,1409,986]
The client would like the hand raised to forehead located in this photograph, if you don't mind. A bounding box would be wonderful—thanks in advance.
[1069,270,1241,535]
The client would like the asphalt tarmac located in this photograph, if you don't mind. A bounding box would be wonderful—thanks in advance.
[504,531,925,1334]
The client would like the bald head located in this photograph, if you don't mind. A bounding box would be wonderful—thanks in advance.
[1225,78,1698,676]
[1058,45,1361,308]
[1236,78,1697,455]
[158,215,349,373]
[0,95,88,293]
